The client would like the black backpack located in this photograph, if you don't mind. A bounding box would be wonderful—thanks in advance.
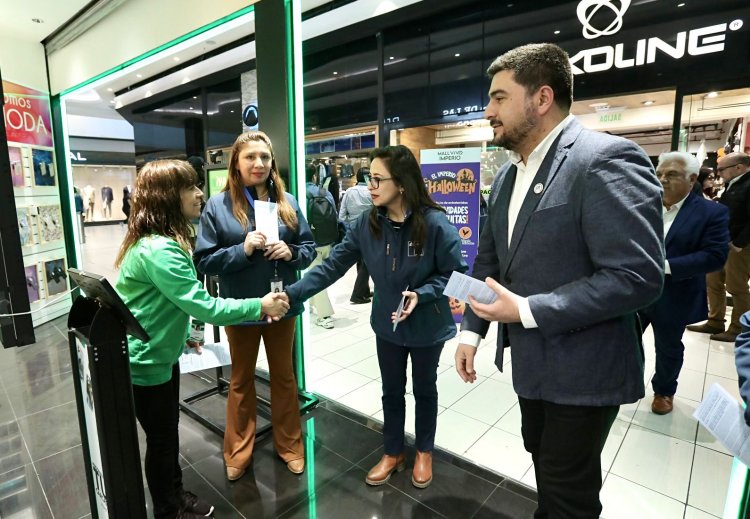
[307,187,339,246]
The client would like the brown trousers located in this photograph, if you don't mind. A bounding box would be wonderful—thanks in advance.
[707,247,750,334]
[223,318,303,470]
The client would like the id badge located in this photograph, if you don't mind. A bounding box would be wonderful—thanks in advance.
[270,276,284,293]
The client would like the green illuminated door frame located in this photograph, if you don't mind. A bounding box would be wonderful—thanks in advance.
[49,1,315,399]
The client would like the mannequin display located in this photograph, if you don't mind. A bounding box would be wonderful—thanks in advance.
[83,185,96,221]
[101,185,114,219]
[123,185,132,219]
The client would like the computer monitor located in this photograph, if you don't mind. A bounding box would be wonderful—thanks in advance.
[67,268,149,342]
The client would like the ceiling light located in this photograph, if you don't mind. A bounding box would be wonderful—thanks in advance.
[173,57,180,62]
[706,91,719,98]
[136,74,143,78]
[389,56,395,60]
[189,106,194,110]
[642,100,655,106]
[333,71,338,75]
[31,18,43,23]
[454,53,461,57]
[193,96,198,99]
[230,110,235,113]
[554,30,561,35]
[106,88,113,92]
[677,2,685,6]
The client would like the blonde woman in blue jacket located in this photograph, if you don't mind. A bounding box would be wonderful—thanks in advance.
[285,145,467,489]
[194,131,316,481]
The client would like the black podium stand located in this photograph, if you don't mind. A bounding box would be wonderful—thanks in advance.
[67,268,147,519]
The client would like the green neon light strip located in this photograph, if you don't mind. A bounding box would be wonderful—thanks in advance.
[305,418,317,519]
[58,5,254,97]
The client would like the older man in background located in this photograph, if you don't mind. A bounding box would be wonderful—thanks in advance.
[640,152,728,415]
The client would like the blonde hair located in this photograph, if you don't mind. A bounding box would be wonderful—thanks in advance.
[224,131,298,231]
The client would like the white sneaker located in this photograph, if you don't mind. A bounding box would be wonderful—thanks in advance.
[315,316,334,329]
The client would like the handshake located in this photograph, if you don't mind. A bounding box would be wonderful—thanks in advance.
[260,291,290,323]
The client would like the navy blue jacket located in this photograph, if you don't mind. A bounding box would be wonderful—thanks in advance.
[641,192,729,326]
[285,207,468,346]
[194,190,316,319]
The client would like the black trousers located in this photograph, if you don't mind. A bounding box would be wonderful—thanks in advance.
[518,397,618,519]
[376,338,443,454]
[351,259,371,300]
[639,312,685,396]
[132,364,183,519]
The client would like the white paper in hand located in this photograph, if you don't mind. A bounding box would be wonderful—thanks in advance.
[443,271,497,305]
[179,343,232,374]
[693,383,750,466]
[255,200,280,244]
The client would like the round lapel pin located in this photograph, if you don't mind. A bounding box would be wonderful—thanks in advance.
[533,183,544,194]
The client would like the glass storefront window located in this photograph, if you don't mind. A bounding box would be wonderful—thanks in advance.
[206,78,242,149]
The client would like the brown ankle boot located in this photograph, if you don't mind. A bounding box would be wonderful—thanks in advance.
[412,451,433,488]
[365,453,406,486]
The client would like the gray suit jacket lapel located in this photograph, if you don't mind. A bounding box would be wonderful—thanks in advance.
[504,121,582,277]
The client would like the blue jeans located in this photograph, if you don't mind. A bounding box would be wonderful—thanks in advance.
[376,337,443,454]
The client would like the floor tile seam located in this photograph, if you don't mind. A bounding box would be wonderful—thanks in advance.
[31,442,83,465]
[379,478,452,519]
[318,352,378,372]
[14,398,76,421]
[684,502,722,518]
[444,403,508,428]
[607,461,694,505]
[188,465,248,519]
[467,483,535,519]
[441,427,525,486]
[603,418,634,473]
[626,416,700,445]
[0,371,38,466]
[437,376,491,408]
[28,458,57,519]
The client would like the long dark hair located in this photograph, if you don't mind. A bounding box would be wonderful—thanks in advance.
[367,145,444,254]
[115,159,197,267]
[224,131,297,231]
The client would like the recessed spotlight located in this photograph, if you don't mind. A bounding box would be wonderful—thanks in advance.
[136,74,143,78]
[333,71,338,75]
[189,106,194,110]
[107,88,113,92]
[230,110,235,113]
[193,96,197,99]
[31,18,43,23]
[677,2,685,6]
[706,91,720,98]
[642,100,655,106]
[454,53,461,57]
[389,56,395,60]
[173,56,180,62]
[554,30,561,35]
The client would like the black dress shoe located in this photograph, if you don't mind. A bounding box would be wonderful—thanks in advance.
[350,297,371,304]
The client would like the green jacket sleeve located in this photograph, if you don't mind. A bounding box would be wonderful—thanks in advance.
[143,238,261,324]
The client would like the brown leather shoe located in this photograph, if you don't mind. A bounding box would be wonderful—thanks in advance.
[287,458,305,474]
[412,451,433,488]
[651,394,674,415]
[365,453,406,486]
[686,323,724,334]
[226,466,246,481]
[710,331,738,342]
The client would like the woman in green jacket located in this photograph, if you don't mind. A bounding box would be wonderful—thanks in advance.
[115,159,288,519]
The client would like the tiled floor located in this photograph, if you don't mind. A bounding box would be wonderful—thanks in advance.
[5,224,741,518]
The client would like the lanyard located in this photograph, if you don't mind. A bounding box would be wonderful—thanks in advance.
[243,187,256,210]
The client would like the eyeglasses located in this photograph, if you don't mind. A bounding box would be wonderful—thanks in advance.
[368,176,394,189]
[717,163,739,173]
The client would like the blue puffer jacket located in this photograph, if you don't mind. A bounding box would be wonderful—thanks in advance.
[285,206,468,346]
[194,190,316,320]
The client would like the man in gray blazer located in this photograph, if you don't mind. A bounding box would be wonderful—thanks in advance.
[455,43,664,518]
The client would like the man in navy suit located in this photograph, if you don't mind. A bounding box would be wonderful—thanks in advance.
[640,152,729,415]
[454,43,664,518]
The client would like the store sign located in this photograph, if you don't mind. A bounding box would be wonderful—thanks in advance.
[2,81,53,147]
[571,0,744,75]
[70,151,87,162]
[420,148,481,324]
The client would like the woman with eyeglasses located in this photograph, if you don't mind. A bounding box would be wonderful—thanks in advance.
[194,131,316,481]
[285,145,468,489]
[114,159,289,519]
[694,166,719,200]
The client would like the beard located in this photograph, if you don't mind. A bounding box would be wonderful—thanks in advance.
[490,101,537,152]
